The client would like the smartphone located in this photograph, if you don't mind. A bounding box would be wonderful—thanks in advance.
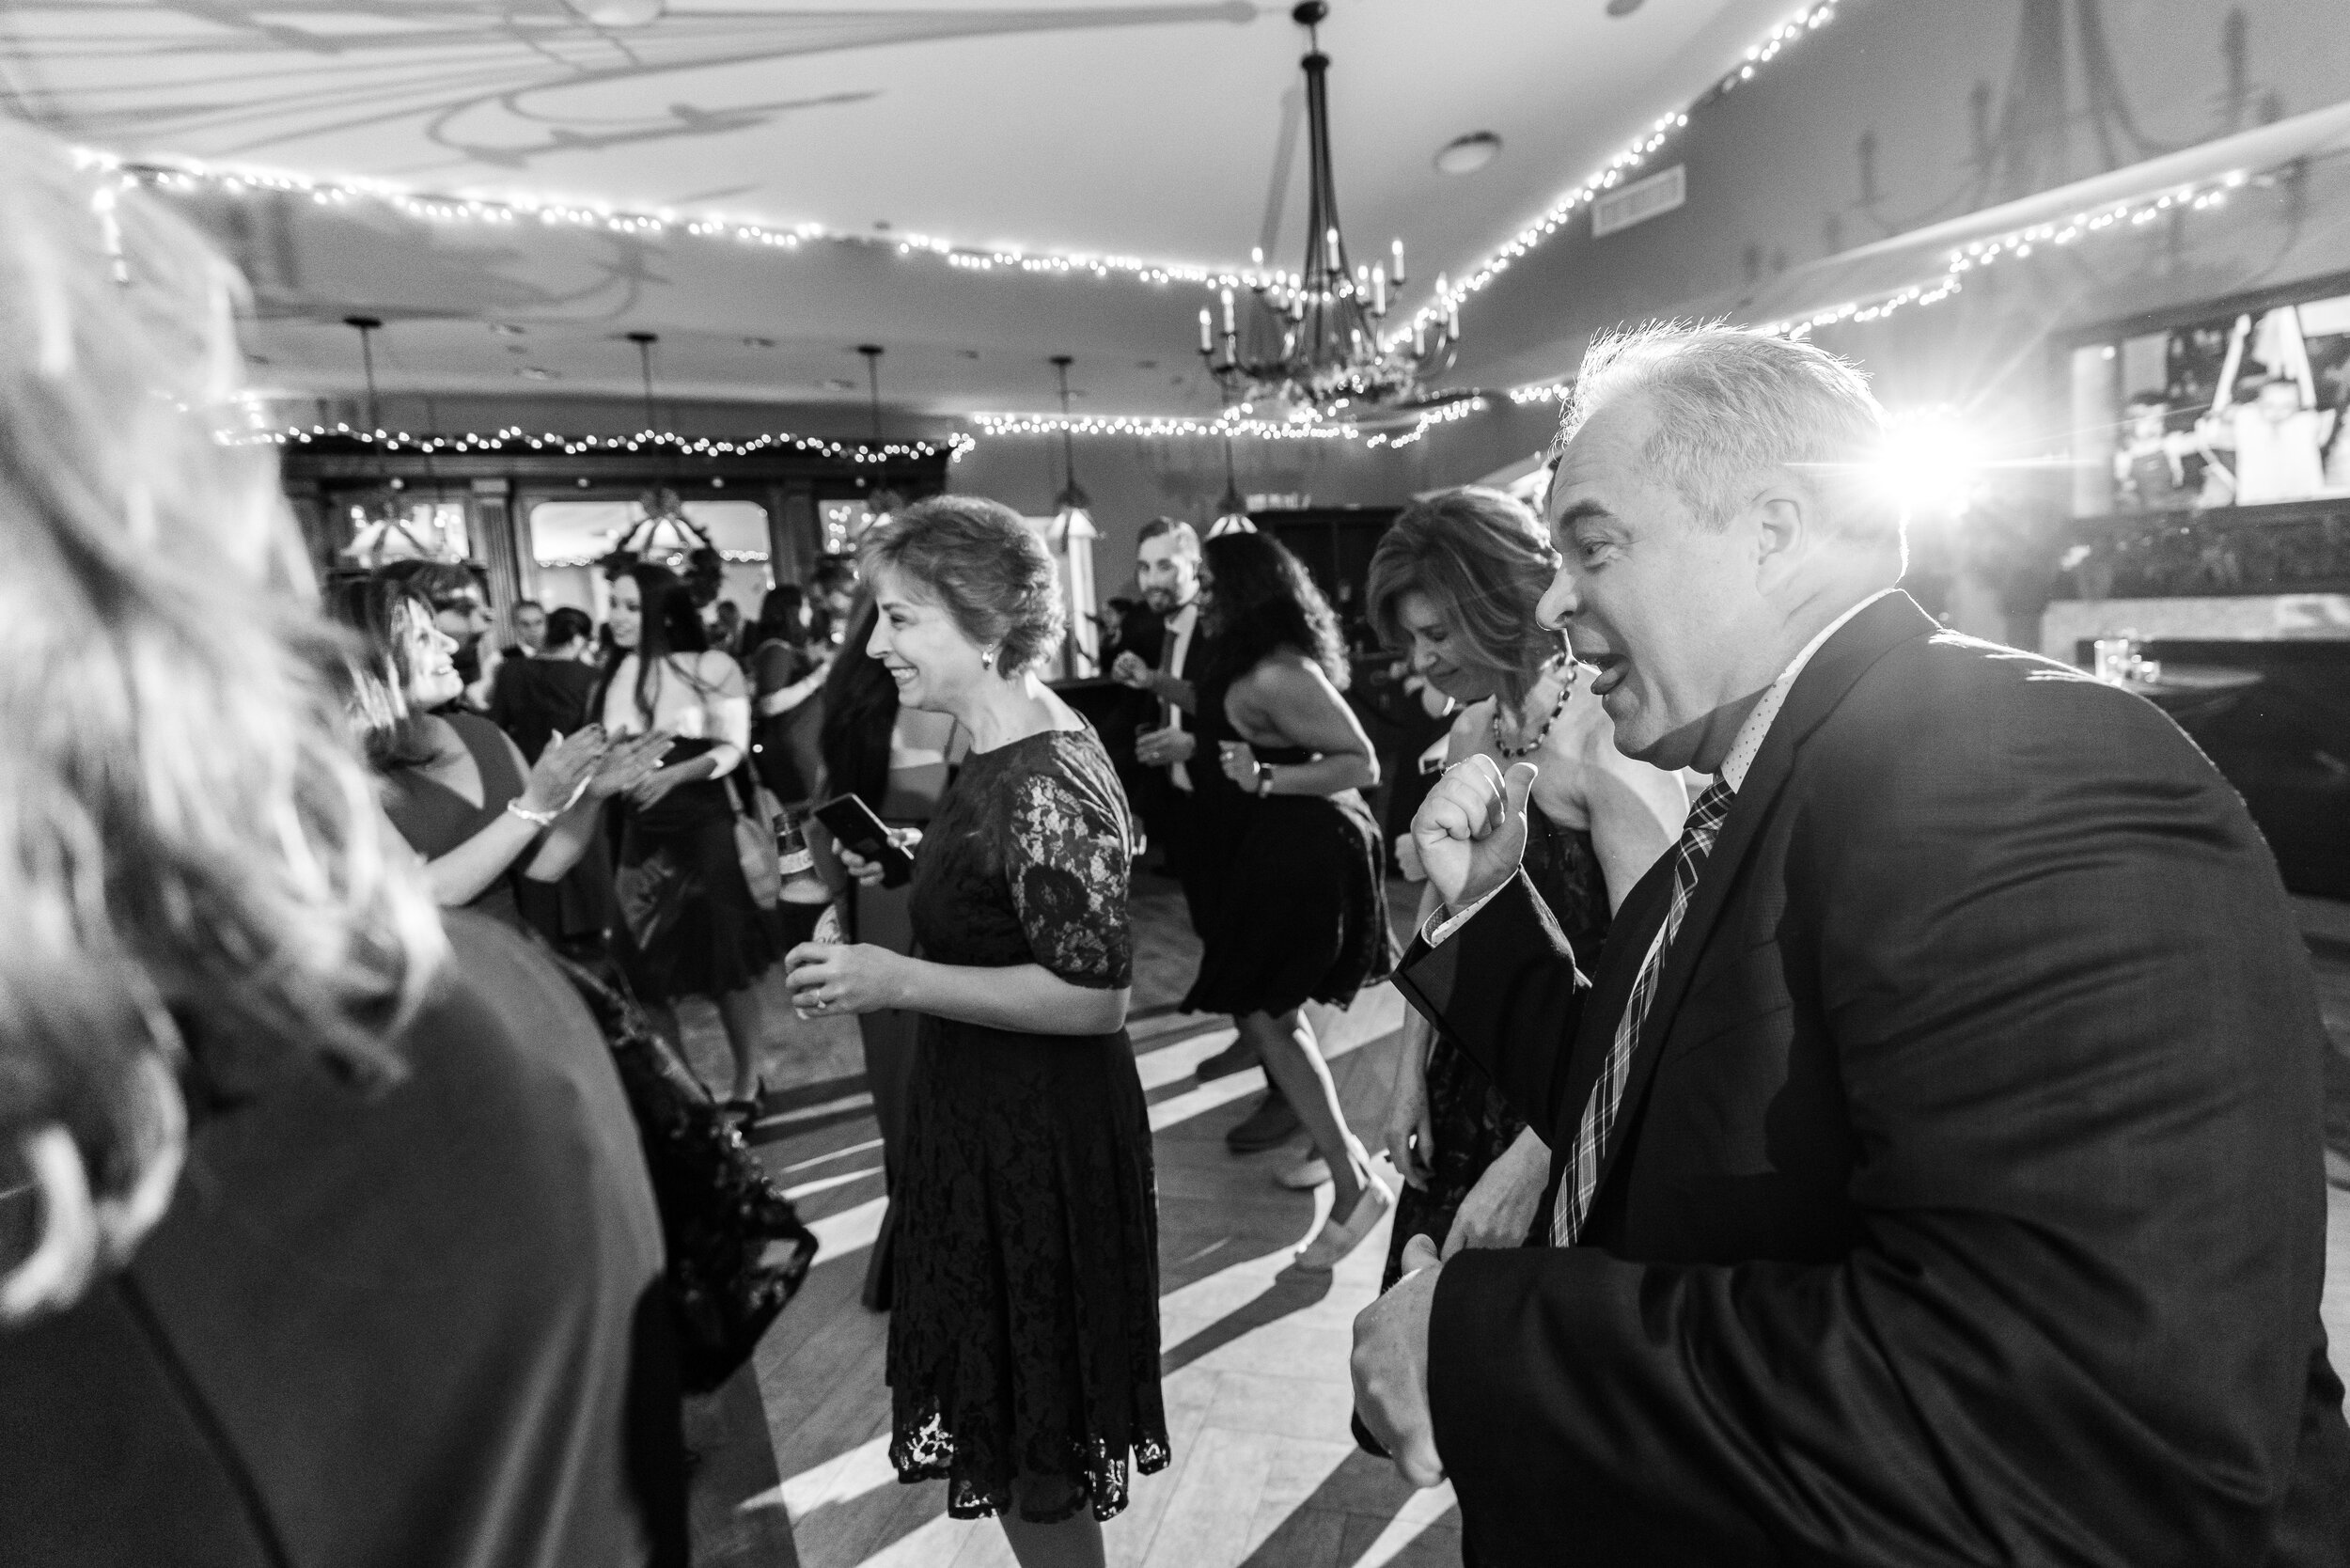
[812,792,916,888]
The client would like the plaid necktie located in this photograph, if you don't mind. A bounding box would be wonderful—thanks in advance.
[1550,778,1736,1246]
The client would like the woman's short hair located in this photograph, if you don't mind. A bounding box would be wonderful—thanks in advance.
[857,496,1065,675]
[0,120,442,1287]
[1201,531,1349,689]
[1367,487,1563,712]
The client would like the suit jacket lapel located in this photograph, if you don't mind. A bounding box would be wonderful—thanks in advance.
[1581,591,1941,1200]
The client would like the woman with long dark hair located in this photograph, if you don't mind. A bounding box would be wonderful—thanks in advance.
[749,583,831,812]
[600,560,779,1112]
[1184,531,1398,1271]
[1365,487,1685,1286]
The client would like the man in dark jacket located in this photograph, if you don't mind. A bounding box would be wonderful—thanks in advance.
[1352,323,2350,1566]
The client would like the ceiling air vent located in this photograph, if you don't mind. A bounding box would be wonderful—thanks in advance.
[1591,164,1686,239]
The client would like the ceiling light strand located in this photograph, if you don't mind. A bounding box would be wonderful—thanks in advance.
[1401,2,1838,346]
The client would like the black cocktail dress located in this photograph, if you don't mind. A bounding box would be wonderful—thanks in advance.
[885,727,1169,1522]
[1181,669,1397,1018]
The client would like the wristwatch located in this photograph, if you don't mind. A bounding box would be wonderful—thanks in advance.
[1255,762,1276,798]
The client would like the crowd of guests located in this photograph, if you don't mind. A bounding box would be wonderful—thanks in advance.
[3,115,2345,1568]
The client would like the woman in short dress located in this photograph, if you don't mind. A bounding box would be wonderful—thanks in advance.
[1365,486,1687,1285]
[783,497,1164,1567]
[1183,530,1399,1272]
[601,561,780,1112]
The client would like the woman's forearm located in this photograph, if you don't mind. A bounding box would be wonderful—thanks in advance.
[891,957,1128,1036]
[756,669,825,718]
[523,794,602,883]
[1261,751,1377,796]
[426,808,541,905]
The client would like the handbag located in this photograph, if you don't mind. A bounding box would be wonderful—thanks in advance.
[540,943,817,1393]
[732,776,783,911]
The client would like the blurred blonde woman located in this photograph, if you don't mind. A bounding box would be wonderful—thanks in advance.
[0,123,684,1567]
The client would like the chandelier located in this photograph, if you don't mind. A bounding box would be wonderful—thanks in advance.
[1198,1,1458,416]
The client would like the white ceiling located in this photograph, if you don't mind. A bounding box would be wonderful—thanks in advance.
[2,0,1801,417]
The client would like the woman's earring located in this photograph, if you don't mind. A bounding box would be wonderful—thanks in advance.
[980,647,995,671]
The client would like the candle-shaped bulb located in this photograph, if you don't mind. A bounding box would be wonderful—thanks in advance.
[1391,237,1406,285]
[1371,265,1388,314]
[1198,307,1214,354]
[1220,287,1236,336]
[1250,245,1264,268]
[1413,317,1428,355]
[1325,227,1340,270]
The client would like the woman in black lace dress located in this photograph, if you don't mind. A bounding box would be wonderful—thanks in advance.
[1183,531,1399,1272]
[1365,488,1687,1288]
[783,498,1163,1567]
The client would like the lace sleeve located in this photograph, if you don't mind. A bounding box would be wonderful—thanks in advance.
[1006,771,1132,991]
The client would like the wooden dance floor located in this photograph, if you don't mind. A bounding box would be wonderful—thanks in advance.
[672,878,2350,1568]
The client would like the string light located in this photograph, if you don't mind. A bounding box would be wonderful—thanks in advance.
[1508,167,2248,407]
[1394,2,1837,350]
[226,422,970,462]
[1749,170,2242,339]
[1363,397,1488,448]
[966,413,1361,442]
[78,148,1259,294]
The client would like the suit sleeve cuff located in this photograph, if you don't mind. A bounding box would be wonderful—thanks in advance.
[1422,885,1505,948]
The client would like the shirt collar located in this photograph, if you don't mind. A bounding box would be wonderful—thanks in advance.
[1168,600,1198,635]
[1716,588,1898,792]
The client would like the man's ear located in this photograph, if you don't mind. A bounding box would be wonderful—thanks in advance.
[1748,481,1812,593]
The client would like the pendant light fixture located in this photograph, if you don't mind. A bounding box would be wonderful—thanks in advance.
[337,314,449,566]
[1210,394,1256,537]
[859,343,907,528]
[608,330,718,588]
[1048,354,1100,676]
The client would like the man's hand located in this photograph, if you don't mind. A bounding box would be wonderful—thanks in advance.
[1412,755,1539,913]
[1353,1232,1446,1487]
[1112,651,1155,691]
[1135,725,1196,768]
[1442,1125,1549,1256]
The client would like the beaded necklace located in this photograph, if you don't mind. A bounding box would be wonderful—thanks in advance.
[1491,657,1576,760]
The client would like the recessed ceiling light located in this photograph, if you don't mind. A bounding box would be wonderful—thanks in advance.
[873,220,893,232]
[1606,0,1643,13]
[518,367,556,381]
[565,0,664,27]
[1434,132,1502,176]
[824,378,857,391]
[490,322,526,336]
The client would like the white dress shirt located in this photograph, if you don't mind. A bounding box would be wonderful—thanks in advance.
[1424,588,1898,947]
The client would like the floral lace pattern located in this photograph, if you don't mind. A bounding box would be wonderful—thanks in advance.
[888,728,1168,1522]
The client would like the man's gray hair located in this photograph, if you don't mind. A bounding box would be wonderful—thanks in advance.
[1137,515,1202,557]
[1555,322,1892,539]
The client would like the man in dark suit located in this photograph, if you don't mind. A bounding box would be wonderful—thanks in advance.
[1350,323,2350,1565]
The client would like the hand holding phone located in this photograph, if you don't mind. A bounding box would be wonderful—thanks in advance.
[812,792,916,887]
